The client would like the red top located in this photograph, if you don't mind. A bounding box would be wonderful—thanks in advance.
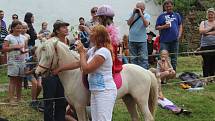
[112,43,123,74]
[153,36,160,53]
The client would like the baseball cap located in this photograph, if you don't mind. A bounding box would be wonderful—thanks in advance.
[96,5,115,17]
[53,20,69,32]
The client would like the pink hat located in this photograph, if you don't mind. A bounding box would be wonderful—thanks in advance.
[96,5,115,17]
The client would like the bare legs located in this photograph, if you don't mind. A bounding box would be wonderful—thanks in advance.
[31,77,42,100]
[8,76,23,104]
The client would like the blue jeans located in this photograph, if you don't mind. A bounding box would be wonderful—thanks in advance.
[160,41,179,71]
[129,42,148,69]
[122,55,129,64]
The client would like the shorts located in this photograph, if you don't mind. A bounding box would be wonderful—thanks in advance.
[26,75,35,81]
[8,63,25,77]
[26,74,41,81]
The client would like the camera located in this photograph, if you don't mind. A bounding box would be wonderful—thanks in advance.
[135,9,140,13]
[69,43,77,50]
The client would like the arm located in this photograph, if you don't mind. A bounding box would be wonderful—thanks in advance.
[3,41,23,52]
[52,61,80,75]
[127,14,136,26]
[199,21,213,34]
[178,24,183,39]
[127,8,137,26]
[139,10,150,27]
[141,15,150,27]
[156,24,170,30]
[80,25,91,35]
[167,59,174,72]
[205,29,215,35]
[79,52,105,74]
[155,15,170,30]
[77,41,105,74]
[156,61,161,71]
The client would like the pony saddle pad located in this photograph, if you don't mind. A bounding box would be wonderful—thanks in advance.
[83,73,122,90]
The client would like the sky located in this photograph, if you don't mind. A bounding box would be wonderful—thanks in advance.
[0,0,161,35]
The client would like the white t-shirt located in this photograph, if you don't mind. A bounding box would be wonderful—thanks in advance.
[4,34,26,64]
[87,47,116,91]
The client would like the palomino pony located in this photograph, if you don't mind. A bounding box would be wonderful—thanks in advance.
[35,39,158,121]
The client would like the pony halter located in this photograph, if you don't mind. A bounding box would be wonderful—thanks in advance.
[38,41,59,75]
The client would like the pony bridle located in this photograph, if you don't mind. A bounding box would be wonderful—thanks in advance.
[38,41,59,75]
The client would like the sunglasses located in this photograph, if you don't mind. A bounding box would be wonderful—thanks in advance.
[91,10,97,13]
[12,16,18,19]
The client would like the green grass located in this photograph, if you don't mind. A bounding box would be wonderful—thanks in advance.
[1,56,215,121]
[0,84,215,121]
[0,90,43,121]
[177,56,202,73]
[0,67,8,84]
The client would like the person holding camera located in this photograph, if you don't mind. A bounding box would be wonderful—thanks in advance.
[78,17,90,48]
[127,1,150,69]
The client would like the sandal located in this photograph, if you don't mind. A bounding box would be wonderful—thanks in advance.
[182,109,192,115]
[175,109,192,116]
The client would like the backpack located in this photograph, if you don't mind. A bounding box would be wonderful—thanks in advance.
[179,72,204,88]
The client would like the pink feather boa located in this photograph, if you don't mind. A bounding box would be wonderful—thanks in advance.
[106,24,121,45]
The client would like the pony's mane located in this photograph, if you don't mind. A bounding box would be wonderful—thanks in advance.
[57,41,80,61]
[36,40,53,60]
[36,38,80,61]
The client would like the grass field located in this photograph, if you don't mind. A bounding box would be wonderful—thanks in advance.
[1,56,215,121]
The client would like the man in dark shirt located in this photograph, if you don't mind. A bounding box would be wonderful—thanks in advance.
[0,10,8,64]
[0,10,8,50]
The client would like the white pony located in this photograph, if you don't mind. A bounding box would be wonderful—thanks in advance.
[35,39,158,121]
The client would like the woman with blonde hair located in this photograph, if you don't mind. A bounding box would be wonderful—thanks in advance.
[199,8,215,77]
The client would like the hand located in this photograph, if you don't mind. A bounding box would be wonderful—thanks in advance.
[79,25,85,31]
[158,92,165,100]
[133,8,142,15]
[168,69,175,74]
[76,40,86,53]
[152,50,157,55]
[52,67,61,75]
[164,23,171,29]
[20,48,29,54]
[13,44,24,50]
[137,8,144,16]
[133,8,137,14]
[158,95,164,100]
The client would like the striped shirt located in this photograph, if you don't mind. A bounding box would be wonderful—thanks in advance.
[0,20,8,43]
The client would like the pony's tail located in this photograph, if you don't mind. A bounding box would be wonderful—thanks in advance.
[148,68,159,116]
